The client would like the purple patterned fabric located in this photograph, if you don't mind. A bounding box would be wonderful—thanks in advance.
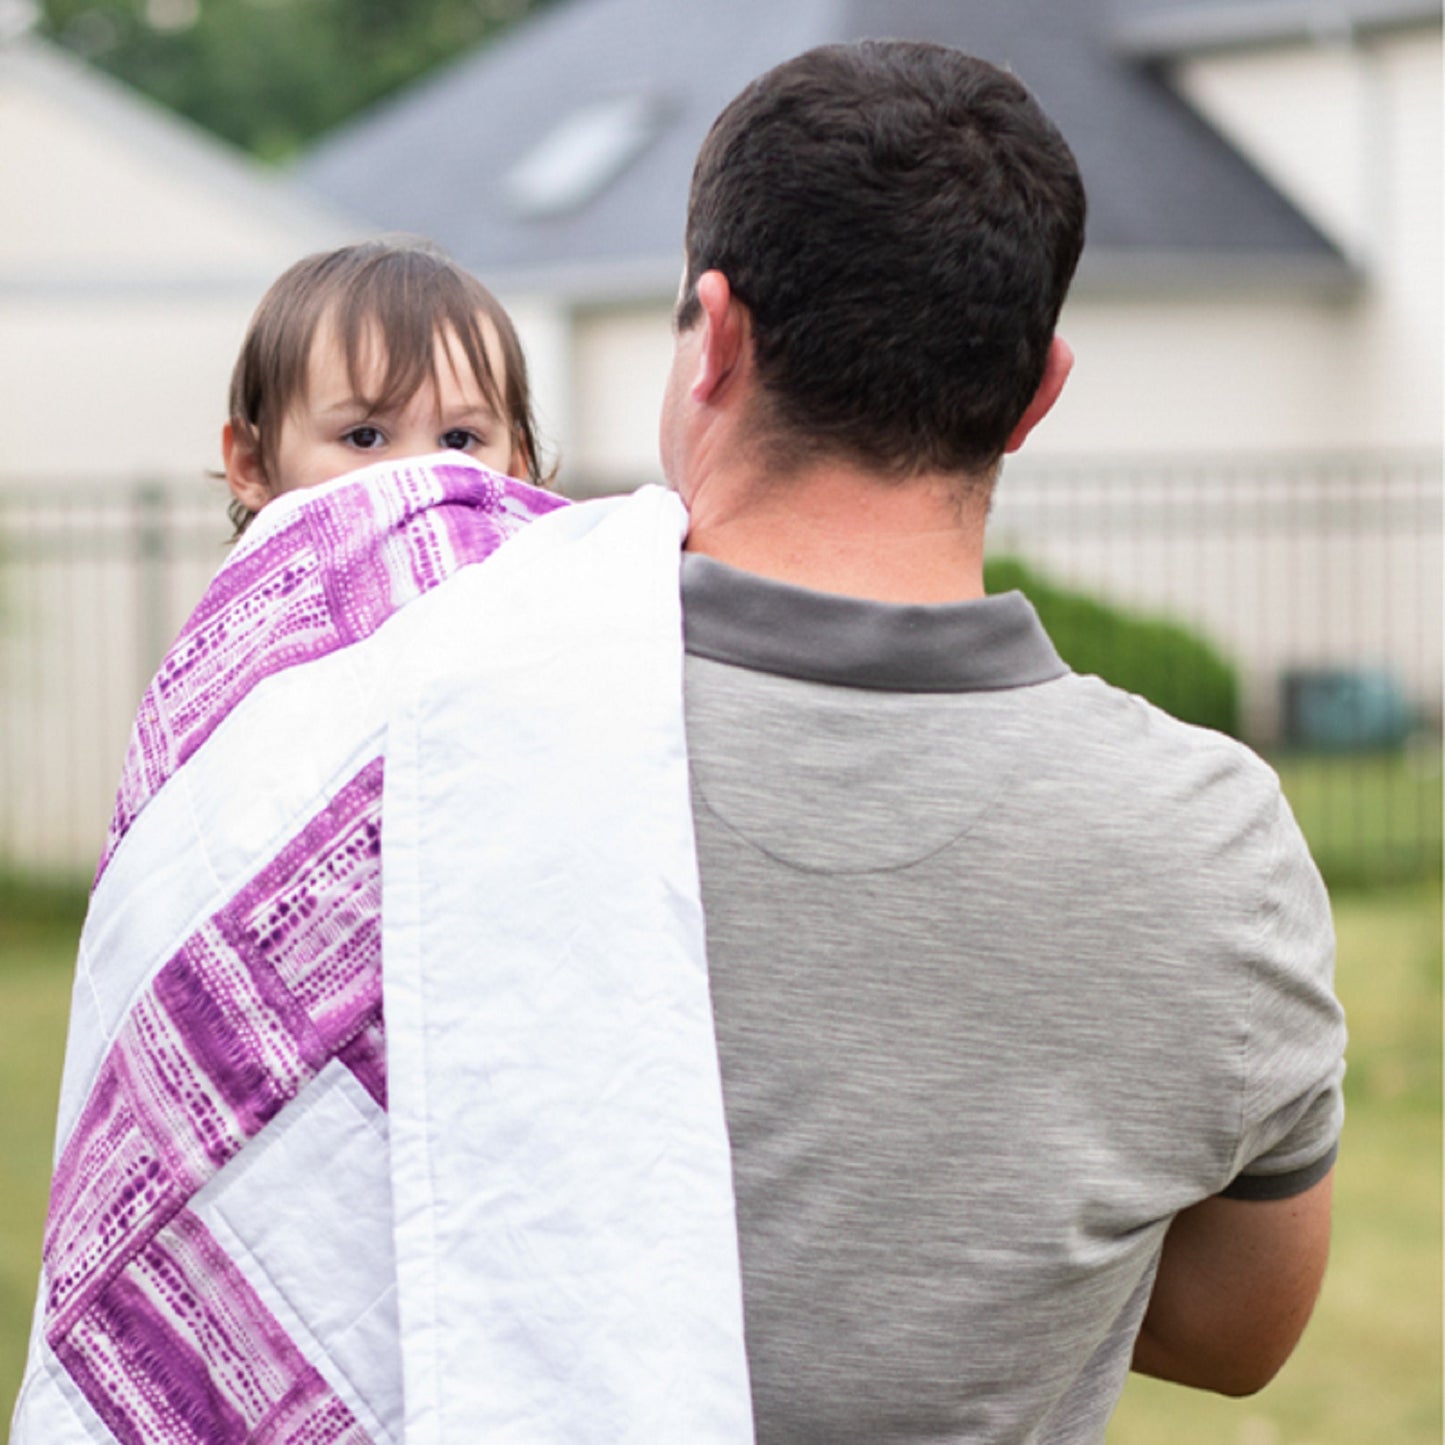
[45,762,385,1345]
[38,459,565,1441]
[100,460,566,880]
[54,1209,370,1444]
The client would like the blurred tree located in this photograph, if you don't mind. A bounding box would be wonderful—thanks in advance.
[35,0,556,161]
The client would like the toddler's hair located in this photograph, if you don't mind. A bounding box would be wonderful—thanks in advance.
[227,237,546,534]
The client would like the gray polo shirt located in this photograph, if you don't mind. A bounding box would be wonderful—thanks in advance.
[681,554,1345,1444]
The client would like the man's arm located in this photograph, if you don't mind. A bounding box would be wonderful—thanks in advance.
[1132,1170,1334,1396]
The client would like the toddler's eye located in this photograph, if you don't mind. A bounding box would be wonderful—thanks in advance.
[440,429,480,451]
[344,425,385,450]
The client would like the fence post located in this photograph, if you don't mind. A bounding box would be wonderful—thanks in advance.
[134,481,169,702]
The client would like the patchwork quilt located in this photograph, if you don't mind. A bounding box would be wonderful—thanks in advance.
[11,457,753,1443]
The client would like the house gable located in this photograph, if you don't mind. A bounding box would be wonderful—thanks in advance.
[1,36,354,295]
[0,35,361,479]
[298,0,1353,301]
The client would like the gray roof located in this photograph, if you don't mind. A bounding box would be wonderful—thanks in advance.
[298,0,1364,302]
[1112,0,1440,56]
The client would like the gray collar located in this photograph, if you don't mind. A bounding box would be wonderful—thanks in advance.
[680,553,1068,693]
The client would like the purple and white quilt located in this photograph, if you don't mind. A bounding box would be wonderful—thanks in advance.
[12,457,753,1443]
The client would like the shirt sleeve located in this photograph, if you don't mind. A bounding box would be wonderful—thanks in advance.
[1223,786,1346,1200]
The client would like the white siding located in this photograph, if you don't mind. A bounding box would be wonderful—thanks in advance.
[569,303,675,492]
[501,297,576,482]
[1170,26,1442,449]
[0,295,254,479]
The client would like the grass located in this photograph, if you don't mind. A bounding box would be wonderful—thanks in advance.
[1271,745,1443,889]
[1,874,1439,1437]
[0,878,85,1430]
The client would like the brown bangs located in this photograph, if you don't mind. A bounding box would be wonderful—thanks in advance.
[330,254,508,429]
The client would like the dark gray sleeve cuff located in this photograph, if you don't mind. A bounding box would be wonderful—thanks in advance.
[1220,1141,1338,1201]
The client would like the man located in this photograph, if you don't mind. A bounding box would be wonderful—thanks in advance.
[13,38,1343,1445]
[665,40,1344,1441]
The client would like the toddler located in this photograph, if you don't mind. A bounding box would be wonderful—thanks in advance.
[222,235,549,535]
[10,236,575,1445]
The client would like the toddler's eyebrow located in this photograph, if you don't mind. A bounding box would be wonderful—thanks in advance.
[315,394,377,417]
[311,392,501,424]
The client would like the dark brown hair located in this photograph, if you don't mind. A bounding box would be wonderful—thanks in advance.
[678,41,1086,481]
[227,237,546,534]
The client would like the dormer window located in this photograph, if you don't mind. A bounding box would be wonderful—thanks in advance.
[504,93,666,220]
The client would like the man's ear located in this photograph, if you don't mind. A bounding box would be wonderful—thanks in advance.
[1004,336,1073,454]
[222,421,273,513]
[689,269,750,405]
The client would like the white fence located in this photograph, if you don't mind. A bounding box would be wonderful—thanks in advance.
[1,452,1439,878]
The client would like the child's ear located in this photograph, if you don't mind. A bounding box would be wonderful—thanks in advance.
[222,421,273,513]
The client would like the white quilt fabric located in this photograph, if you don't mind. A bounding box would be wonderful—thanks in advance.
[384,484,753,1443]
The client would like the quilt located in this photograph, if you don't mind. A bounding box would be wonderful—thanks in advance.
[10,456,753,1444]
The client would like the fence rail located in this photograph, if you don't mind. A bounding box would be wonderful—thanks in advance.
[1,453,1440,883]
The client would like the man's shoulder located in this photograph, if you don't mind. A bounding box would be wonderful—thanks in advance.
[1051,669,1273,780]
[1029,670,1291,857]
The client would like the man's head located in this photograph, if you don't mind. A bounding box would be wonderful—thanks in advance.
[674,41,1086,483]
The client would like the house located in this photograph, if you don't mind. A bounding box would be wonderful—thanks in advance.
[0,5,1436,871]
[299,0,1441,737]
[299,0,1440,479]
[0,33,357,484]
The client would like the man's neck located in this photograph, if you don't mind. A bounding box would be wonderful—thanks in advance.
[680,458,992,604]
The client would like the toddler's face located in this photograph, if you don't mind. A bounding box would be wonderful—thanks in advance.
[226,318,520,515]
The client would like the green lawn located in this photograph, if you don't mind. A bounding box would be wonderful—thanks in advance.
[1,882,1440,1437]
[1272,746,1443,889]
[0,880,84,1431]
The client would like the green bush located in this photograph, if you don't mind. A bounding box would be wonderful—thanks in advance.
[984,556,1241,737]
